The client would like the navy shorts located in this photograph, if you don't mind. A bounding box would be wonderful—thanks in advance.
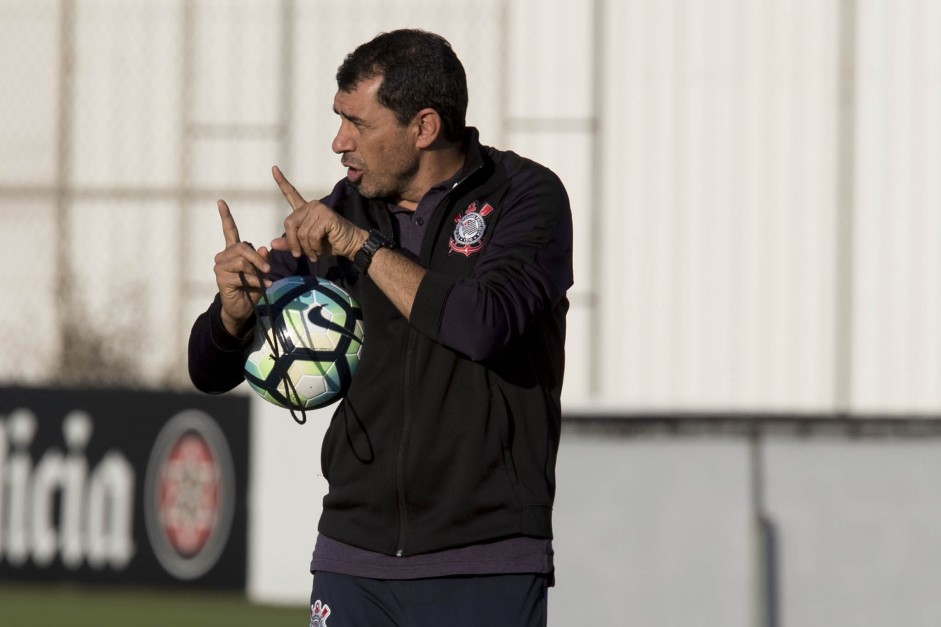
[308,572,548,627]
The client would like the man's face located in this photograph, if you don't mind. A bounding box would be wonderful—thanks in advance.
[332,76,419,202]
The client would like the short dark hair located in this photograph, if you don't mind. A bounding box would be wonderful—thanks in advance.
[336,29,468,141]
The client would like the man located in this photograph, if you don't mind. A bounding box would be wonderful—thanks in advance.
[189,29,572,626]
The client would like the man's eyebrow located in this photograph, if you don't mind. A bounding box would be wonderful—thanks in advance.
[333,106,365,125]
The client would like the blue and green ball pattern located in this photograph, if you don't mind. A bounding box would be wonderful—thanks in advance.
[244,276,364,410]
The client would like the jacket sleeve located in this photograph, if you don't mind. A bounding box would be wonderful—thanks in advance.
[188,294,255,394]
[410,164,574,361]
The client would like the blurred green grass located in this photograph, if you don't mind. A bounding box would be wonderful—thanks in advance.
[0,582,306,627]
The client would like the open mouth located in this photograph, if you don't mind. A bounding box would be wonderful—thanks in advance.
[346,166,363,184]
[341,158,365,185]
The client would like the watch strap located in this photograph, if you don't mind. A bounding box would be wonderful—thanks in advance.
[353,229,395,276]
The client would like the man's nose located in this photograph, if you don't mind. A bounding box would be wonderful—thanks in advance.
[332,122,354,154]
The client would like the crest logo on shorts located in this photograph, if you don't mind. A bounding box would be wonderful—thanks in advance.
[310,600,331,626]
[449,201,495,257]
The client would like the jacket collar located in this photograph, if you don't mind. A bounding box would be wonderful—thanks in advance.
[450,127,490,191]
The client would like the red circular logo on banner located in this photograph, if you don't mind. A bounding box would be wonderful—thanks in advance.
[144,411,235,580]
[157,432,221,557]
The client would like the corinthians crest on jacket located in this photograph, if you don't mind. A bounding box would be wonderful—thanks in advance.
[449,200,495,257]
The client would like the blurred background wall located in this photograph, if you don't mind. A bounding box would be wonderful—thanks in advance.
[1,0,939,625]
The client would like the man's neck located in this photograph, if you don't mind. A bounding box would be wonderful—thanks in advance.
[396,142,467,211]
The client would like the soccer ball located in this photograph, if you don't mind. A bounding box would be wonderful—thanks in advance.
[243,276,364,411]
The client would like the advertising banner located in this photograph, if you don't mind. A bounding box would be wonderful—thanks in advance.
[0,387,249,589]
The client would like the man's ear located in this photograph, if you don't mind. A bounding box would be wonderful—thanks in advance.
[414,108,442,149]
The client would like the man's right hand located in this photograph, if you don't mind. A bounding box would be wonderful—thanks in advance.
[213,199,272,337]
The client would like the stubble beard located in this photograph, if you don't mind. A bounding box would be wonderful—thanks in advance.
[355,150,421,203]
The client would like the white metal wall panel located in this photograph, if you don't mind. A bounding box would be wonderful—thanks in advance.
[504,0,597,403]
[594,0,840,411]
[853,0,941,412]
[505,0,594,120]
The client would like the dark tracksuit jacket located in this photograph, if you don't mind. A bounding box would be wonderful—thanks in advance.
[189,128,573,558]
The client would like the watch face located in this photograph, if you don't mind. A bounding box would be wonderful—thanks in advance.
[374,231,394,248]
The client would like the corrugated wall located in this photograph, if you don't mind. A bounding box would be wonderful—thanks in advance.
[852,0,941,412]
[499,0,941,413]
[595,0,840,411]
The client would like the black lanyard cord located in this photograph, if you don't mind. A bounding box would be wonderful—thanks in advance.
[239,266,308,425]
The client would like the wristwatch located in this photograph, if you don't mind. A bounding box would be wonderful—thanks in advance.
[353,229,396,276]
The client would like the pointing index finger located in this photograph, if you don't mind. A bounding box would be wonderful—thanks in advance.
[272,165,307,211]
[218,199,241,246]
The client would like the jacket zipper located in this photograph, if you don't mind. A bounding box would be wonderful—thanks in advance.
[395,332,417,556]
[393,160,484,557]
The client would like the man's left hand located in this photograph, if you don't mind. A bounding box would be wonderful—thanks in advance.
[270,165,367,261]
